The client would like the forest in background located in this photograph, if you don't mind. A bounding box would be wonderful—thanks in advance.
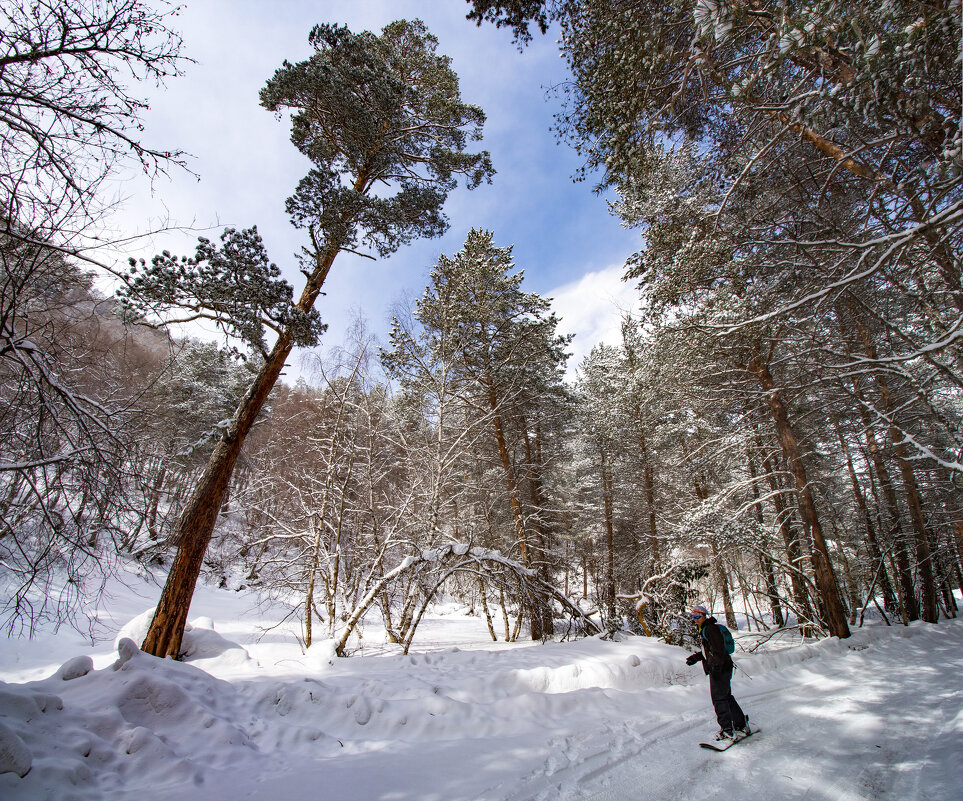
[2,0,962,655]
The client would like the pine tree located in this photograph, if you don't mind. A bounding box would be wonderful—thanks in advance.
[387,228,571,638]
[132,20,493,659]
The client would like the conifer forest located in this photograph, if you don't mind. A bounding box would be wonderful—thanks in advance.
[3,0,962,661]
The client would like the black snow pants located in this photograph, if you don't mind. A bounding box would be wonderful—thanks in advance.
[708,665,746,733]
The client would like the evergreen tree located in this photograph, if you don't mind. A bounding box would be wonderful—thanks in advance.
[575,345,629,623]
[129,19,493,659]
[386,228,571,638]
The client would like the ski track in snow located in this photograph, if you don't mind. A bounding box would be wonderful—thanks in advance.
[0,577,961,801]
[514,629,962,801]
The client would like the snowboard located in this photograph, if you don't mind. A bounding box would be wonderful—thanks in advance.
[699,726,759,752]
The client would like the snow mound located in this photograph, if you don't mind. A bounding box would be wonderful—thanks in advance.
[0,720,31,778]
[112,608,154,649]
[115,609,253,669]
[303,638,338,669]
[179,625,253,668]
[55,656,93,681]
[0,684,65,782]
[0,647,266,798]
[1,571,961,801]
[113,636,140,670]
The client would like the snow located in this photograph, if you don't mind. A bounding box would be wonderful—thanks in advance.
[1,571,961,800]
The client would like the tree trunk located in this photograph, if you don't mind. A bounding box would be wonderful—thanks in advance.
[877,383,940,623]
[852,319,939,623]
[142,243,340,659]
[483,378,535,639]
[749,356,850,638]
[304,517,321,649]
[693,472,737,628]
[489,385,527,554]
[141,347,288,657]
[954,523,963,590]
[523,421,553,637]
[759,434,815,625]
[510,597,523,641]
[712,541,737,629]
[758,550,783,628]
[830,533,860,626]
[852,386,919,623]
[479,579,497,641]
[833,420,898,613]
[563,531,570,597]
[746,442,784,626]
[639,432,660,572]
[145,462,168,540]
[499,587,511,642]
[600,449,617,622]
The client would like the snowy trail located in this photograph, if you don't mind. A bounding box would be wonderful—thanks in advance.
[161,622,962,801]
[1,577,961,801]
[524,626,962,801]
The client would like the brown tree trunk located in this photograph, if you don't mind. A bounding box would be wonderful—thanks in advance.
[830,532,860,626]
[639,432,660,571]
[853,320,939,623]
[749,355,850,638]
[484,377,541,640]
[878,384,940,623]
[758,549,783,628]
[141,334,294,657]
[758,434,815,625]
[486,378,528,563]
[746,444,784,626]
[854,394,918,623]
[523,421,553,636]
[142,242,340,659]
[692,473,737,628]
[833,420,898,613]
[601,449,617,621]
[712,541,737,629]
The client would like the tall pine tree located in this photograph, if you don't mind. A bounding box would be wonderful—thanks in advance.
[131,20,493,659]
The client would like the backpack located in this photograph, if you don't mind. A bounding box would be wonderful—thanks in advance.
[717,623,736,655]
[701,621,736,655]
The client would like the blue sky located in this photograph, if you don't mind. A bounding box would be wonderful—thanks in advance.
[111,0,642,377]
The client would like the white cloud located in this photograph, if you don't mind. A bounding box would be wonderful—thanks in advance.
[549,263,638,378]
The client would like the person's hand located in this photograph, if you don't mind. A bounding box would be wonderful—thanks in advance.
[685,652,704,666]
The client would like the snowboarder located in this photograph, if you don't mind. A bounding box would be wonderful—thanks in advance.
[685,605,749,743]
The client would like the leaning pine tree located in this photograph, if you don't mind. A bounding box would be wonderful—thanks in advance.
[124,20,493,659]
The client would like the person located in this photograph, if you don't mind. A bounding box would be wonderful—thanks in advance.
[685,605,750,741]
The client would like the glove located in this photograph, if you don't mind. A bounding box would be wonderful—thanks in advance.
[685,652,704,666]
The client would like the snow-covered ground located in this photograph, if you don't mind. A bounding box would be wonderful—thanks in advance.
[1,569,961,801]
